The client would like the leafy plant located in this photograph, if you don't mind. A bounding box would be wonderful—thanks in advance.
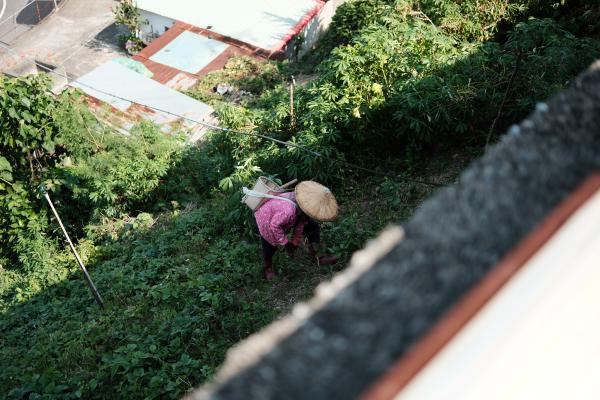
[0,75,61,262]
[113,0,147,53]
[1,0,600,398]
[113,0,145,38]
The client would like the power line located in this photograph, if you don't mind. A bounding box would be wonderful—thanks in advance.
[70,75,446,187]
[4,50,446,187]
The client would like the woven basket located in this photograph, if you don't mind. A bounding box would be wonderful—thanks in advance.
[241,177,281,211]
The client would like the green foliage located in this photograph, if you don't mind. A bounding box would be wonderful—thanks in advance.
[327,0,392,45]
[0,151,446,399]
[204,0,600,188]
[186,56,284,107]
[0,75,60,261]
[0,202,277,399]
[504,17,600,105]
[387,18,600,144]
[298,0,394,68]
[60,121,180,221]
[413,0,528,41]
[0,156,12,184]
[0,74,59,164]
[113,0,144,36]
[559,2,600,36]
[1,0,600,398]
[0,80,184,267]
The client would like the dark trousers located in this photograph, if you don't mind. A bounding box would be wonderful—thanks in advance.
[261,218,320,262]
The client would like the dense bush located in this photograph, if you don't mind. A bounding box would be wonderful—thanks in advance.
[0,202,276,399]
[209,5,600,190]
[57,121,179,221]
[2,0,600,398]
[0,83,191,268]
[385,17,600,143]
[0,75,60,262]
[326,0,393,45]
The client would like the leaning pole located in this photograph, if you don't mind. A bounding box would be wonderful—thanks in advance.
[40,184,104,308]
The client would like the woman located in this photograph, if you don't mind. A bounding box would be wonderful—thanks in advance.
[254,181,338,280]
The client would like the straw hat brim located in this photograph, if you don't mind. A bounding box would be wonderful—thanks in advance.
[295,181,338,222]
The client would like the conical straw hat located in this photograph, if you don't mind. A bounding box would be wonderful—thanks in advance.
[295,181,338,222]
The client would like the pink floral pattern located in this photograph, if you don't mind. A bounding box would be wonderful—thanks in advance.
[254,192,306,246]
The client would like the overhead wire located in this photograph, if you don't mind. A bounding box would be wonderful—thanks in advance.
[73,75,447,187]
[2,46,447,187]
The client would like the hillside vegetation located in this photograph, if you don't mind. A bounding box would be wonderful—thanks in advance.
[1,0,599,398]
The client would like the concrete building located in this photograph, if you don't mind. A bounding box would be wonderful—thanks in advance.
[130,0,351,88]
[0,0,126,83]
[135,0,324,58]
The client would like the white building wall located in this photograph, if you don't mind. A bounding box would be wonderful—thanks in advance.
[294,0,349,58]
[139,9,176,43]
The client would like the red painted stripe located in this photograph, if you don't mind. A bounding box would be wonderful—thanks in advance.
[360,173,600,400]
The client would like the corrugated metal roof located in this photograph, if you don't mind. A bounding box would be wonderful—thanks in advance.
[135,0,323,51]
[133,24,187,84]
[72,60,213,128]
[134,22,260,87]
[149,31,229,74]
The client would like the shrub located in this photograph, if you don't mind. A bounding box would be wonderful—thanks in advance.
[0,74,61,264]
[58,121,180,221]
[206,2,600,188]
[0,81,184,267]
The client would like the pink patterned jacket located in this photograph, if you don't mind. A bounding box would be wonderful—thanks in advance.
[254,192,306,246]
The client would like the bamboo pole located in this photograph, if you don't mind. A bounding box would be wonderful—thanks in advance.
[280,179,298,190]
[289,75,296,129]
[40,185,105,308]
